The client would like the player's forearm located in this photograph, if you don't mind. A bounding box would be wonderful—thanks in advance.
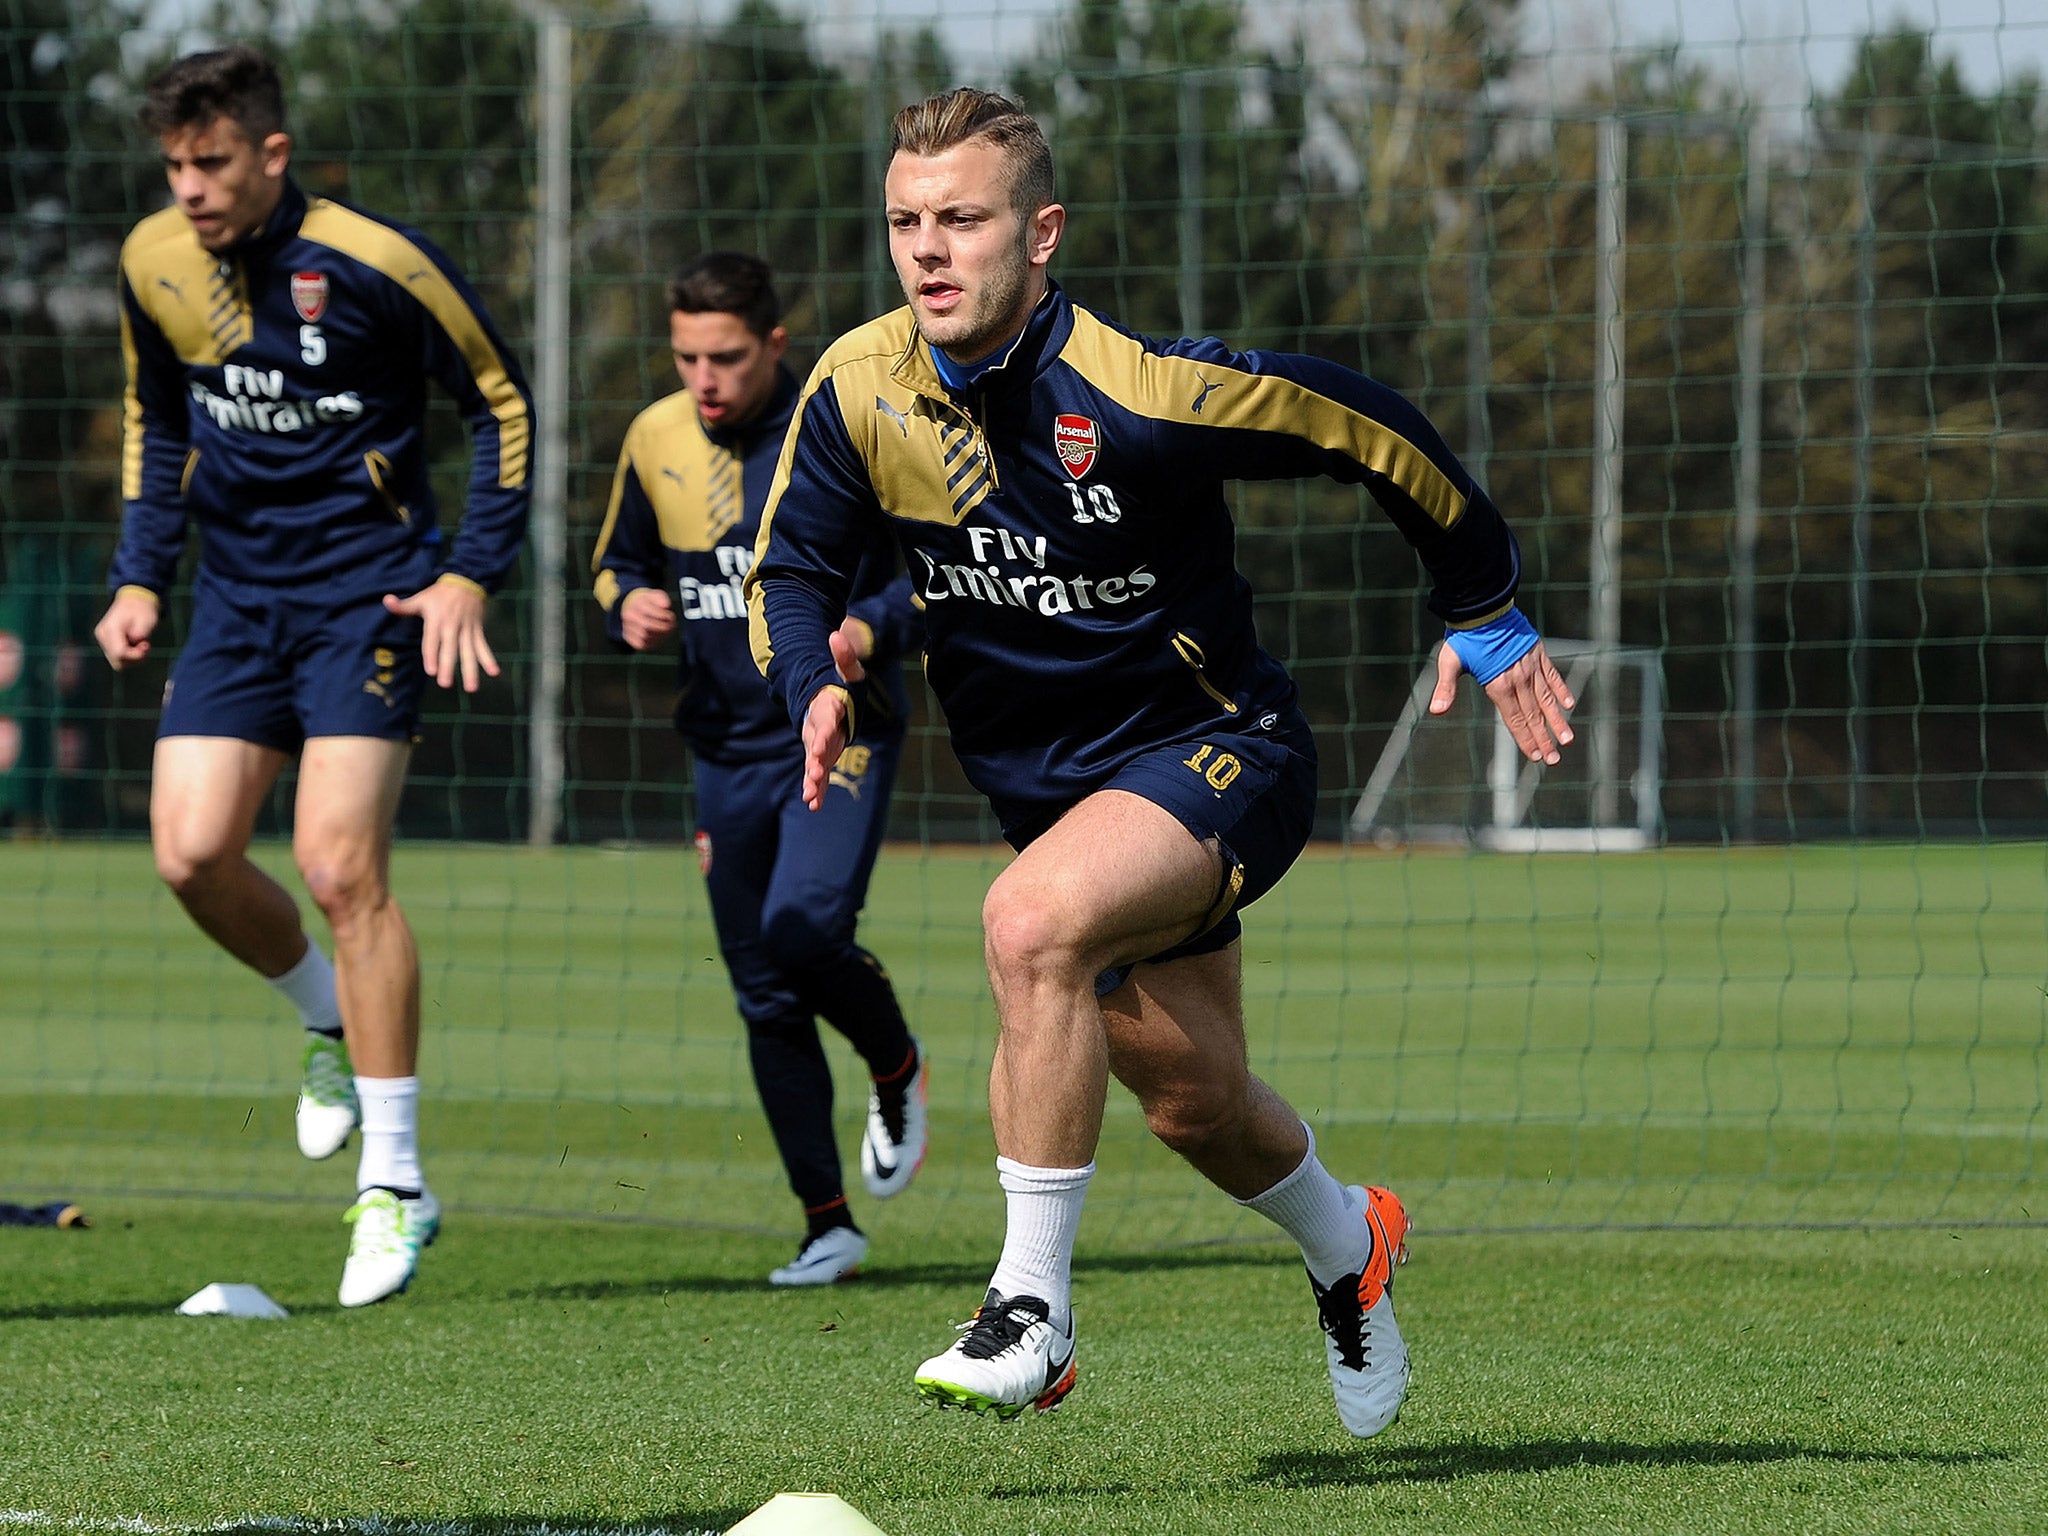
[107,501,190,597]
[439,484,530,594]
[758,578,854,736]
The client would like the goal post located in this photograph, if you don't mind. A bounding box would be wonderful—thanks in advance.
[1350,639,1664,852]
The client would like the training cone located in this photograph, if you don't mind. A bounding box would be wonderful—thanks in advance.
[725,1492,889,1535]
[175,1283,290,1319]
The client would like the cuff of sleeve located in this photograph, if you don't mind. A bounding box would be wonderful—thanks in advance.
[436,573,491,600]
[1443,606,1539,686]
[115,585,161,607]
[827,683,859,744]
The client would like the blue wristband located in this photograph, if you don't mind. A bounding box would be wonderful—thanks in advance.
[1444,607,1540,686]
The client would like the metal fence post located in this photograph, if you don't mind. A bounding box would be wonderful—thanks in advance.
[526,5,571,847]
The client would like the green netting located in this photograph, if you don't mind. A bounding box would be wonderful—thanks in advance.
[2,0,2044,1244]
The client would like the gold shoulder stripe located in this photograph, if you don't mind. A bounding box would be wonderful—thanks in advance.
[591,392,696,584]
[298,200,531,488]
[630,391,729,554]
[1060,308,1467,529]
[122,205,251,365]
[814,313,991,528]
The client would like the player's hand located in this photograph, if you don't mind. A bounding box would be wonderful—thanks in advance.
[383,575,499,693]
[94,590,159,670]
[1430,638,1576,765]
[800,629,866,811]
[621,587,677,651]
[835,615,875,663]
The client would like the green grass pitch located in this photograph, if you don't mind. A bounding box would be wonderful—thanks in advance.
[3,838,2046,1532]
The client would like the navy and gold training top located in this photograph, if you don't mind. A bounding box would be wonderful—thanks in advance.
[592,368,915,768]
[748,282,1522,823]
[110,177,533,605]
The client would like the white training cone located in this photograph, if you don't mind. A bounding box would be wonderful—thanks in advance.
[175,1283,290,1319]
[726,1493,889,1535]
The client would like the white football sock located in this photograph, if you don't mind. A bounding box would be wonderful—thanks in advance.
[1240,1124,1371,1287]
[355,1076,423,1195]
[988,1157,1093,1330]
[268,940,342,1036]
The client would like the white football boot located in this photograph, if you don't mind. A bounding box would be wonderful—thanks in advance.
[769,1225,869,1286]
[1309,1183,1411,1437]
[338,1186,440,1307]
[861,1038,928,1200]
[295,1033,360,1160]
[914,1289,1077,1418]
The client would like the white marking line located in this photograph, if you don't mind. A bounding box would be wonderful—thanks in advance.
[1,1517,714,1536]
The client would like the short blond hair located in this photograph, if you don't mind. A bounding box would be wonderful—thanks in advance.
[890,88,1055,219]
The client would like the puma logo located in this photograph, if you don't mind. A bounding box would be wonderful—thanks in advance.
[1191,375,1223,415]
[157,276,185,301]
[875,396,910,436]
[661,466,686,489]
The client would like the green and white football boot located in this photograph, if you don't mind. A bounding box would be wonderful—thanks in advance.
[338,1186,440,1307]
[296,1033,360,1160]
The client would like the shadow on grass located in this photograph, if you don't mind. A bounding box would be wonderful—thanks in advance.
[0,1299,344,1322]
[506,1243,1296,1303]
[1251,1439,2010,1489]
[985,1482,1136,1501]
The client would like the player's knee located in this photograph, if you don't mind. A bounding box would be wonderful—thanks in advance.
[742,1008,813,1047]
[297,847,386,929]
[153,837,233,900]
[759,903,846,976]
[981,881,1086,988]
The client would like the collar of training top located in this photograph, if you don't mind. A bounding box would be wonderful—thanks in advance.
[695,363,800,453]
[219,174,309,260]
[893,282,1073,405]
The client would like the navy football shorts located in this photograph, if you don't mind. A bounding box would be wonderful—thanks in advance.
[1003,706,1320,996]
[158,569,426,750]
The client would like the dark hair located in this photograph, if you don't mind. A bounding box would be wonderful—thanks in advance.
[666,252,781,339]
[140,46,287,143]
[891,88,1055,218]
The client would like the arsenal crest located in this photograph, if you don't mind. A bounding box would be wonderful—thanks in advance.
[290,271,329,323]
[1054,414,1099,480]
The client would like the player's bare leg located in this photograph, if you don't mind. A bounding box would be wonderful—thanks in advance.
[294,737,417,1077]
[982,789,1220,1167]
[1102,939,1410,1437]
[152,736,356,1157]
[916,789,1221,1415]
[918,787,1409,1433]
[1098,945,1305,1197]
[150,735,299,973]
[295,735,437,1306]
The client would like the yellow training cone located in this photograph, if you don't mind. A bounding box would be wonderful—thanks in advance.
[726,1492,890,1535]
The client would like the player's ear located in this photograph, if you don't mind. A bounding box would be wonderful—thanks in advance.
[260,131,292,180]
[766,325,790,364]
[1027,203,1065,270]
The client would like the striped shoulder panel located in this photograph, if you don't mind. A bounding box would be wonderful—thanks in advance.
[816,307,992,527]
[625,389,741,553]
[121,205,253,365]
[297,200,530,488]
[814,306,919,462]
[1059,306,1466,529]
[749,313,915,670]
[590,388,696,603]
